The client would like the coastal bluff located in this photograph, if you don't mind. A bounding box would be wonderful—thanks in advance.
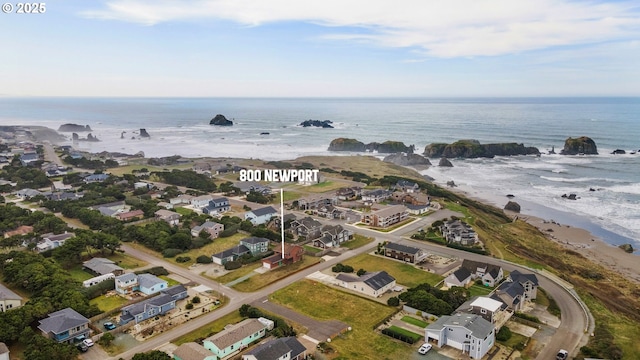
[560,136,598,155]
[328,138,414,153]
[58,123,92,132]
[423,140,540,158]
[209,114,233,126]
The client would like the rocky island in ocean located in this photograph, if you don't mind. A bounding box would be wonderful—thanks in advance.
[58,123,92,132]
[210,114,233,126]
[560,136,598,155]
[328,138,414,153]
[423,139,540,158]
[299,120,334,128]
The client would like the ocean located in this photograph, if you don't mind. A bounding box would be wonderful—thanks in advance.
[1,97,639,249]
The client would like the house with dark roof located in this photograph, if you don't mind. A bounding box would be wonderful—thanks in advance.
[445,267,473,288]
[173,342,217,360]
[297,196,336,210]
[314,204,343,219]
[262,244,304,270]
[242,336,307,360]
[83,257,124,276]
[83,173,110,183]
[114,273,168,295]
[20,152,39,166]
[441,219,479,246]
[361,205,409,228]
[155,209,182,225]
[240,237,270,255]
[245,206,279,225]
[383,242,427,264]
[37,308,90,344]
[290,217,323,239]
[203,318,267,360]
[119,293,176,325]
[336,187,362,201]
[202,197,231,215]
[191,221,225,238]
[234,181,271,195]
[335,271,396,298]
[361,189,392,203]
[425,313,495,359]
[312,225,352,249]
[0,282,22,312]
[492,270,538,311]
[36,232,74,252]
[211,245,251,265]
[395,180,420,193]
[460,259,504,287]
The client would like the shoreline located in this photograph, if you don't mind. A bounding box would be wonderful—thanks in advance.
[421,172,640,284]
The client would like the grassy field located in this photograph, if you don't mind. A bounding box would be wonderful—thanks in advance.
[498,331,528,350]
[232,256,322,292]
[167,233,247,267]
[68,265,93,282]
[341,234,375,250]
[342,254,443,288]
[303,245,322,254]
[468,284,493,297]
[293,155,424,182]
[159,275,181,287]
[213,262,262,284]
[386,325,423,342]
[304,180,351,193]
[174,311,244,345]
[270,280,414,360]
[273,190,302,204]
[90,294,128,313]
[174,207,194,216]
[400,316,428,328]
[107,251,148,269]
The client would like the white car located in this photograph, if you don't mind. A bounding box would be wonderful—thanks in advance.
[556,349,568,360]
[418,343,432,355]
[83,338,94,347]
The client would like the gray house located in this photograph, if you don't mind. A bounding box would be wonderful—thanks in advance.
[425,313,495,359]
[244,206,278,225]
[240,237,270,255]
[83,257,124,276]
[38,308,90,344]
[119,293,176,325]
[242,336,307,360]
[211,245,251,265]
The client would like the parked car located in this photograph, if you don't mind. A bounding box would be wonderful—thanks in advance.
[556,349,568,360]
[104,321,116,330]
[76,343,88,352]
[418,343,432,355]
[83,338,94,347]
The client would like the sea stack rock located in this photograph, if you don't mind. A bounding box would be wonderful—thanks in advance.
[328,138,366,151]
[383,153,432,166]
[367,141,415,153]
[58,123,92,132]
[439,158,453,167]
[299,120,334,128]
[424,140,540,158]
[504,201,521,213]
[140,128,150,138]
[560,136,598,155]
[210,114,233,126]
[86,133,100,142]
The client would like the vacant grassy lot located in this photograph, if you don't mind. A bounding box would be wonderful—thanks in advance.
[293,155,424,182]
[90,294,128,313]
[401,316,428,328]
[270,280,414,360]
[107,251,148,269]
[213,262,262,284]
[341,234,375,250]
[304,180,351,193]
[159,275,180,287]
[232,256,321,292]
[174,311,244,345]
[168,233,247,267]
[303,245,322,254]
[468,284,493,297]
[68,266,93,282]
[342,254,443,288]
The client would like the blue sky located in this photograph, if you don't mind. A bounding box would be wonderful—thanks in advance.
[2,0,639,97]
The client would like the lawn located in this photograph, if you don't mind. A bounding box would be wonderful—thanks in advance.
[168,233,247,267]
[400,316,428,328]
[90,294,129,313]
[107,251,148,269]
[174,311,244,345]
[270,280,414,360]
[159,275,180,287]
[498,331,529,350]
[272,190,302,204]
[468,284,493,297]
[68,266,93,282]
[342,254,443,288]
[303,245,322,254]
[304,180,350,193]
[341,234,375,250]
[385,325,423,342]
[174,207,194,216]
[213,262,262,284]
[232,256,321,292]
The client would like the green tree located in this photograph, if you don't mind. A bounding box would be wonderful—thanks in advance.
[131,350,171,360]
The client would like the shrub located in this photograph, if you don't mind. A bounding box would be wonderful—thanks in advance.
[192,296,201,304]
[162,248,183,258]
[224,261,242,270]
[356,268,367,276]
[496,326,512,341]
[136,266,169,276]
[331,263,354,273]
[185,303,194,310]
[381,327,420,344]
[176,256,191,263]
[514,312,541,323]
[387,297,400,307]
[196,255,213,264]
[98,332,114,346]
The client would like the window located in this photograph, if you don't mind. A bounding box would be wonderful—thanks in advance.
[480,308,487,314]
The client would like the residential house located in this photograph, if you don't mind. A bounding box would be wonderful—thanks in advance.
[0,282,22,312]
[173,342,217,360]
[89,201,129,217]
[492,270,538,312]
[191,221,225,238]
[314,204,343,219]
[3,225,33,238]
[14,188,42,199]
[312,225,353,249]
[270,213,296,232]
[361,189,392,203]
[162,284,189,301]
[203,318,267,360]
[406,204,430,215]
[297,196,336,210]
[242,336,307,360]
[425,313,495,359]
[37,308,90,344]
[211,245,251,265]
[155,209,182,226]
[240,237,270,255]
[20,152,39,166]
[0,342,9,360]
[134,182,151,190]
[335,187,362,201]
[36,232,74,252]
[191,195,215,209]
[290,217,323,240]
[114,273,168,295]
[460,296,510,328]
[83,173,110,183]
[391,191,430,206]
[202,197,231,215]
[441,219,479,246]
[335,271,396,298]
[83,257,124,276]
[395,180,420,193]
[119,293,176,325]
[116,209,145,221]
[170,194,194,206]
[460,260,504,287]
[245,206,279,225]
[82,273,116,288]
[217,165,246,175]
[361,205,409,228]
[158,201,174,209]
[383,242,427,264]
[444,267,473,288]
[262,244,304,270]
[44,191,83,201]
[235,181,271,195]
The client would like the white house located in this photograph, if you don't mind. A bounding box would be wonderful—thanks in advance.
[244,206,279,225]
[425,313,495,359]
[191,195,215,209]
[335,271,396,298]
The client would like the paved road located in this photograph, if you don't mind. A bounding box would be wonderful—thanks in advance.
[42,141,64,166]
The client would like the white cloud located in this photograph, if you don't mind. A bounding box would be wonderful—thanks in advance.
[81,0,640,57]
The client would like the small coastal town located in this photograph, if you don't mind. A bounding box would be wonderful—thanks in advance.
[3,124,631,360]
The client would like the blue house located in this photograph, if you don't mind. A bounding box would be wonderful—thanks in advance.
[114,273,168,295]
[244,206,278,225]
[119,293,176,325]
[37,308,90,344]
[203,318,267,359]
[239,237,270,255]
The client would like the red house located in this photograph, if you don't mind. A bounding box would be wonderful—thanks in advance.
[262,244,304,270]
